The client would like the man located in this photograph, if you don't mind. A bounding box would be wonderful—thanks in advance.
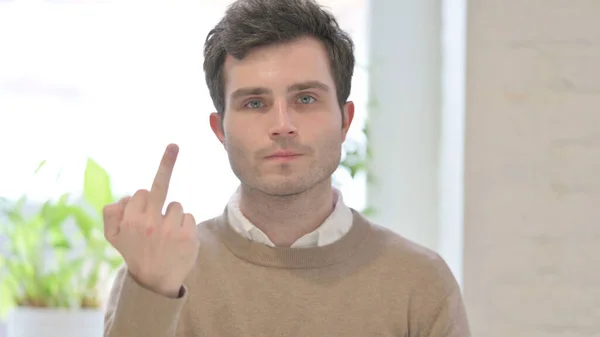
[103,0,471,336]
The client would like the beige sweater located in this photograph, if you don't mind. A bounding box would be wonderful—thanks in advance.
[104,209,471,336]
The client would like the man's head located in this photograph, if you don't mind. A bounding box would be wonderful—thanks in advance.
[205,0,355,197]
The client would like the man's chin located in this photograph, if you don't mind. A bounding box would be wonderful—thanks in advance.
[252,179,311,197]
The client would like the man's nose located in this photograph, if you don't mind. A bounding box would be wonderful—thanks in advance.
[268,100,298,139]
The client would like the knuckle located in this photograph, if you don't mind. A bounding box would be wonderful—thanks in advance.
[122,217,139,228]
[103,226,110,239]
[165,202,184,220]
[160,225,173,237]
[102,203,116,218]
[184,213,196,224]
[103,227,117,244]
[182,215,198,236]
[178,228,192,241]
[133,189,149,199]
[167,201,183,211]
[119,195,132,206]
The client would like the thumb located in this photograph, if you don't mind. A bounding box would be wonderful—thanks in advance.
[102,196,131,239]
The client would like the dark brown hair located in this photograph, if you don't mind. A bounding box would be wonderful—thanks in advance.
[203,0,355,115]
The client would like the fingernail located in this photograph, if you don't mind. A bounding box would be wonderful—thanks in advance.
[168,144,179,156]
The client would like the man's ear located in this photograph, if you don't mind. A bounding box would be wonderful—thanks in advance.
[209,112,226,148]
[341,101,355,141]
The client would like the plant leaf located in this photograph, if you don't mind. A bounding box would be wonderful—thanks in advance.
[41,199,71,229]
[1,157,123,311]
[0,273,17,318]
[34,159,47,174]
[107,255,124,270]
[71,206,95,240]
[84,158,113,215]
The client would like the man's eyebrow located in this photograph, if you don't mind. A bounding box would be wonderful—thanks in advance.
[288,81,330,93]
[230,87,272,101]
[229,81,331,100]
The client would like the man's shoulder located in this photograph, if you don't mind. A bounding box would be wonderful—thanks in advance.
[368,220,442,264]
[356,212,441,261]
[194,213,226,246]
[358,213,459,291]
[360,214,470,336]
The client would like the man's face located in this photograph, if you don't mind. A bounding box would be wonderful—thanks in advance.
[210,36,354,196]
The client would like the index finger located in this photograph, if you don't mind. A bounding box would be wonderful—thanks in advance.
[149,143,179,211]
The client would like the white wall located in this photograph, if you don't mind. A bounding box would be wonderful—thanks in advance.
[365,0,467,288]
[366,0,442,249]
[462,0,600,335]
[437,0,467,289]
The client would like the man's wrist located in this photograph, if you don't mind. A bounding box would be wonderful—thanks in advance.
[154,284,183,298]
[129,272,182,298]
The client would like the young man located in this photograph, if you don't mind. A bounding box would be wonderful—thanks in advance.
[103,0,471,336]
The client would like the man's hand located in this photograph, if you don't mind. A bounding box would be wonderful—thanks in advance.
[103,144,199,298]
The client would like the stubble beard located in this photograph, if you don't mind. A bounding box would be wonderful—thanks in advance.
[230,152,340,198]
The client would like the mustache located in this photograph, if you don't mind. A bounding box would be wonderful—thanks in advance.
[255,140,313,158]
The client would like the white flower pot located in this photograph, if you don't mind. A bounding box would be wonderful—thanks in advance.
[6,307,103,337]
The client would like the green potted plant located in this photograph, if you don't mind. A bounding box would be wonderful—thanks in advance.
[338,118,375,216]
[0,158,123,337]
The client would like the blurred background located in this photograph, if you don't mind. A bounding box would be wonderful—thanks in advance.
[0,0,598,336]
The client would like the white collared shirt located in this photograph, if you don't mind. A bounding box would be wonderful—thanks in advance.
[226,187,353,248]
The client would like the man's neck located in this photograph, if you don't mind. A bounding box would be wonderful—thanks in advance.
[238,179,336,247]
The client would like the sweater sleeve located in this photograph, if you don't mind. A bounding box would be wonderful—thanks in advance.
[104,266,187,337]
[423,286,471,337]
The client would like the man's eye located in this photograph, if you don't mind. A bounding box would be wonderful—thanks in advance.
[244,99,264,109]
[297,95,316,104]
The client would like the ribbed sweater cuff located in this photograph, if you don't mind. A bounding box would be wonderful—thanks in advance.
[113,272,187,335]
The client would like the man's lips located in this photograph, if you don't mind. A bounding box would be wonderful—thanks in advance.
[265,151,303,160]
